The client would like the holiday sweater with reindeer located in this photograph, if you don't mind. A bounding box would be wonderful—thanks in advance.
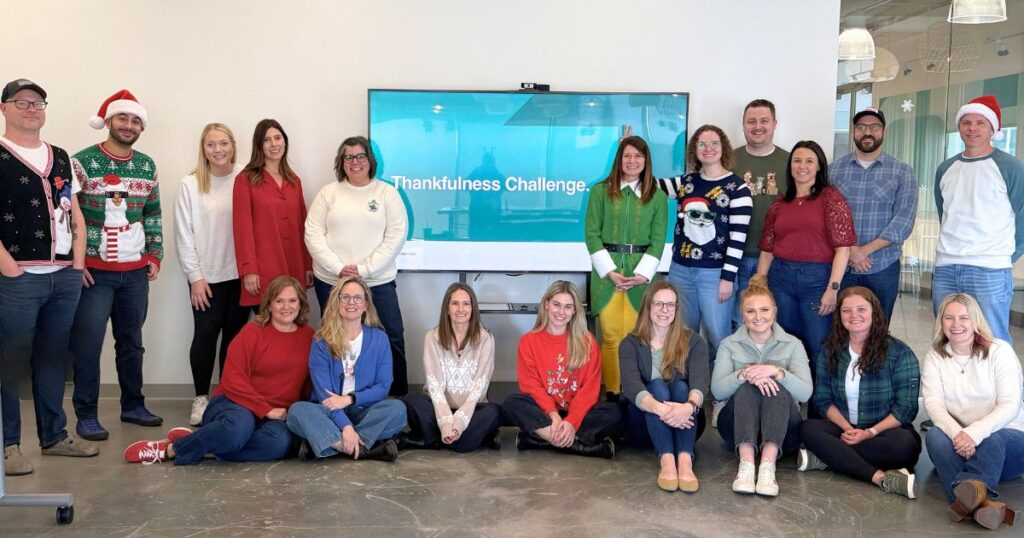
[72,144,163,271]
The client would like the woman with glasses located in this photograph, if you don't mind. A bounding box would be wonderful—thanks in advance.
[619,281,709,492]
[712,276,811,497]
[658,124,752,428]
[305,136,410,396]
[755,141,855,394]
[286,276,407,462]
[585,135,667,402]
[233,119,312,308]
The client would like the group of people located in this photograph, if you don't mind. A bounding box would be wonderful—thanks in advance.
[1,77,1022,530]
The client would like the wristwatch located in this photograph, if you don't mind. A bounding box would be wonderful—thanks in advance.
[829,281,840,290]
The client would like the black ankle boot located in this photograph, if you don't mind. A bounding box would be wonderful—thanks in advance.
[561,437,615,459]
[297,440,315,461]
[483,429,501,450]
[362,439,398,462]
[515,431,550,450]
[397,433,437,450]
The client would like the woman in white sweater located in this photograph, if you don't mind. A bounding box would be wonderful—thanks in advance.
[305,136,409,396]
[923,293,1023,531]
[174,123,249,426]
[400,283,500,452]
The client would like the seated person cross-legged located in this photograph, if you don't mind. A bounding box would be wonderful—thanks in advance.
[797,286,921,499]
[619,280,709,493]
[502,281,622,458]
[286,276,407,462]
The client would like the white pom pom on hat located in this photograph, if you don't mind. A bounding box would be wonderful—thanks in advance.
[89,89,148,130]
[955,95,1003,142]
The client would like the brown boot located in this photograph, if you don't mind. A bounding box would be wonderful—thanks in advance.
[973,498,1022,530]
[950,479,988,522]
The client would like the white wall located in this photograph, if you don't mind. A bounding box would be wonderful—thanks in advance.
[2,0,840,388]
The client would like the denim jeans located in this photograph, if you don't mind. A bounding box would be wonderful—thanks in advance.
[0,267,82,447]
[70,267,150,419]
[287,399,407,458]
[925,426,1024,502]
[931,264,1013,343]
[188,278,250,396]
[717,383,801,455]
[637,378,697,457]
[315,277,407,396]
[172,395,294,465]
[767,259,833,365]
[841,260,900,326]
[667,263,734,370]
[502,393,623,445]
[402,392,502,452]
[732,255,761,330]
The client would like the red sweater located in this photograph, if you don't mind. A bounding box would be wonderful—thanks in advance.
[213,322,314,418]
[759,186,856,263]
[232,170,313,306]
[516,329,601,430]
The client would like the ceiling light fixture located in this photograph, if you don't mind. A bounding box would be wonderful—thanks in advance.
[948,0,1007,24]
[838,28,875,60]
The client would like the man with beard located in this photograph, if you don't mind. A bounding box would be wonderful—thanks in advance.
[731,99,789,328]
[831,108,916,324]
[69,90,164,441]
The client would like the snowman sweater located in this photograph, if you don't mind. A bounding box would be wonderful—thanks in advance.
[659,171,751,281]
[72,143,163,271]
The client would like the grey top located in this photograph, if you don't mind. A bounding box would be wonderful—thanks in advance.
[619,332,709,409]
[711,322,813,403]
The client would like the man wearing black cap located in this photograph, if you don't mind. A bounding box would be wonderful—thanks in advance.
[0,79,99,476]
[831,107,917,323]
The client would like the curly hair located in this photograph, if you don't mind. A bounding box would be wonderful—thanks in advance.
[822,286,890,375]
[685,124,733,173]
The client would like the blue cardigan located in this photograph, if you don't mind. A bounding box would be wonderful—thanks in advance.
[308,325,393,430]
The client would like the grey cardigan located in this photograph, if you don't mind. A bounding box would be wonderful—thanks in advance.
[711,322,813,403]
[619,332,709,408]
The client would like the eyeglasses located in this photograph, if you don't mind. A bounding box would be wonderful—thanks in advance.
[5,99,47,110]
[342,153,368,163]
[685,209,716,220]
[853,124,883,134]
[339,294,366,304]
[696,141,721,150]
[651,301,677,311]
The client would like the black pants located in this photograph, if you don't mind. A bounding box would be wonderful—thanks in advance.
[799,419,922,483]
[718,383,801,456]
[189,279,250,396]
[401,392,501,452]
[502,393,623,445]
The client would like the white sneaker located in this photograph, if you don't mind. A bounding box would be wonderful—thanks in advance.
[190,395,209,426]
[732,460,756,494]
[755,461,779,497]
[796,448,828,471]
[711,400,725,429]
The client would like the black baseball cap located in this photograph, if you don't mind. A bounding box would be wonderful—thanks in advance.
[2,79,47,101]
[853,107,885,128]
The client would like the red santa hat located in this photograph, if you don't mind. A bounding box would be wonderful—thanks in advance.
[955,95,1003,142]
[681,197,710,212]
[89,89,148,130]
[103,174,126,191]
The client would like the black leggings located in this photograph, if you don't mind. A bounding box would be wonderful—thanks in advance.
[799,419,922,482]
[502,393,623,445]
[401,392,501,452]
[189,279,250,396]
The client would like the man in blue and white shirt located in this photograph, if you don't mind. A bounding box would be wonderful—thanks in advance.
[832,108,917,324]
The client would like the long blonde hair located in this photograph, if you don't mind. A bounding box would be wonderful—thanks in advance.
[316,276,383,359]
[932,292,993,359]
[631,281,693,379]
[191,123,237,194]
[532,280,593,371]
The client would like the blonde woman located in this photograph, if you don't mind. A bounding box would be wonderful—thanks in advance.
[502,281,621,458]
[174,123,249,426]
[286,276,406,461]
[619,281,709,492]
[923,293,1023,530]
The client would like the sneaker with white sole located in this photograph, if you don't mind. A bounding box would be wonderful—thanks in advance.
[41,434,99,457]
[755,461,779,497]
[880,468,916,499]
[124,439,171,464]
[797,448,828,471]
[711,400,725,429]
[732,459,756,494]
[190,396,209,426]
[166,427,192,444]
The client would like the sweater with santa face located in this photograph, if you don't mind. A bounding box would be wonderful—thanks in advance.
[659,171,751,281]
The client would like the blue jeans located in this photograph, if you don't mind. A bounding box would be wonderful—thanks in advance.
[638,378,697,457]
[286,400,407,458]
[841,260,900,326]
[768,259,832,364]
[315,277,407,396]
[667,263,734,371]
[70,267,150,419]
[931,264,1013,343]
[0,267,82,447]
[925,426,1024,502]
[732,255,760,330]
[173,395,294,465]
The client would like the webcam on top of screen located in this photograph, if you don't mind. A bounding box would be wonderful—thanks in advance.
[520,82,550,92]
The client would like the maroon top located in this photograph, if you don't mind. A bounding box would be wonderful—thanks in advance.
[759,186,856,264]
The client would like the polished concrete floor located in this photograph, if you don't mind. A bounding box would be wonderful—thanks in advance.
[2,294,1022,536]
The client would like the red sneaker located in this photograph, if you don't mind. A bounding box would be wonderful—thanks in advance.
[124,439,170,464]
[166,427,192,443]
